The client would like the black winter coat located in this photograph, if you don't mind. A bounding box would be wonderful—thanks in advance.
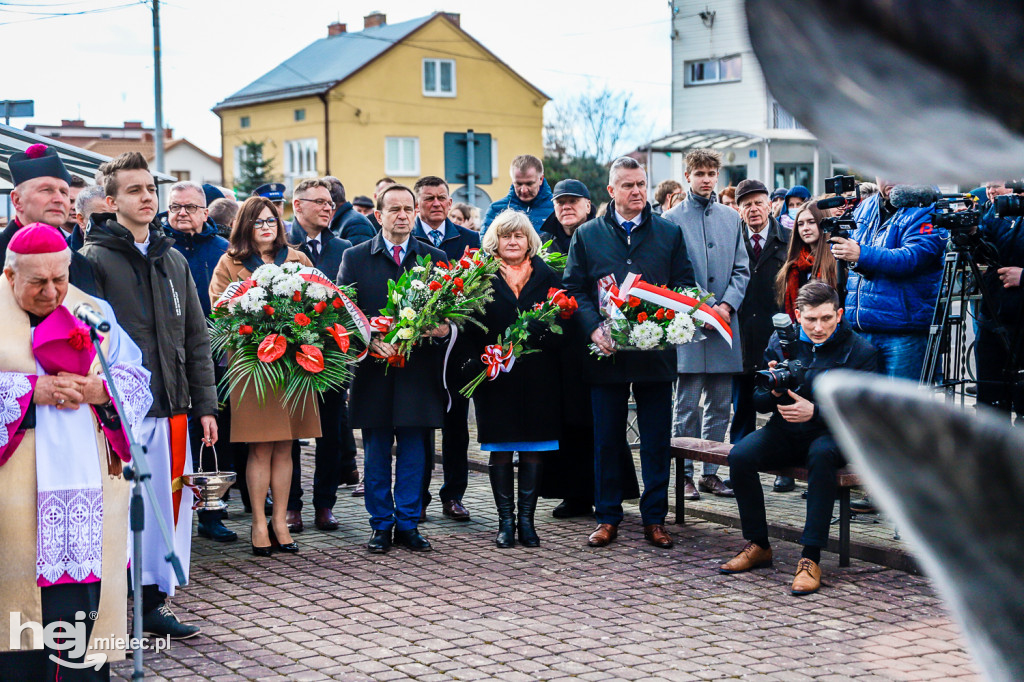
[289,223,353,283]
[753,318,879,434]
[0,218,98,296]
[338,232,449,429]
[562,203,696,384]
[80,214,217,418]
[538,203,597,254]
[412,217,481,261]
[329,202,376,246]
[739,217,791,373]
[978,204,1024,327]
[458,256,563,444]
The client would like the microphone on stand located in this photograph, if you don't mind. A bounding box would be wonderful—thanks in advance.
[73,303,111,332]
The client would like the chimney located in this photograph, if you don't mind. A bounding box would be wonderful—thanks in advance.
[62,119,85,127]
[124,121,143,129]
[363,11,386,29]
[442,12,460,28]
[328,21,346,36]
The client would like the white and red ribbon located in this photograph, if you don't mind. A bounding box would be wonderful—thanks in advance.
[481,343,516,380]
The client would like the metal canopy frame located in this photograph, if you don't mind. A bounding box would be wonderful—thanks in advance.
[639,129,766,153]
[0,122,177,186]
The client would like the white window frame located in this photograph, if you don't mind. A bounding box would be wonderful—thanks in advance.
[684,54,742,86]
[385,137,420,176]
[491,138,499,181]
[233,145,249,183]
[284,137,318,189]
[422,58,457,97]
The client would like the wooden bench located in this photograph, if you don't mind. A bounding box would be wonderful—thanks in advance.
[670,436,862,567]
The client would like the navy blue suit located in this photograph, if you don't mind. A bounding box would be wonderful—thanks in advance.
[412,218,482,510]
[287,223,357,512]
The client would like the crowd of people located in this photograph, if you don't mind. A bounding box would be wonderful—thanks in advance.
[2,138,1022,679]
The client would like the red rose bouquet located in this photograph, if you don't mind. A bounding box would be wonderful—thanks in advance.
[209,262,370,412]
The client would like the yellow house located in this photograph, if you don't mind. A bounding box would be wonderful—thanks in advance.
[214,11,549,205]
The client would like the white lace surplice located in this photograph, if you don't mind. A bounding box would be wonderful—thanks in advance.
[30,299,152,586]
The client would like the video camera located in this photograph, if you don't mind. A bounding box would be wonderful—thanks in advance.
[994,179,1024,218]
[816,175,861,240]
[753,314,807,392]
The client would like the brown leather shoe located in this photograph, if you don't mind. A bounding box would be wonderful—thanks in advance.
[699,474,735,497]
[442,499,470,521]
[720,542,774,574]
[587,523,618,547]
[643,524,674,548]
[285,510,303,534]
[791,558,822,595]
[314,507,339,531]
[683,476,700,501]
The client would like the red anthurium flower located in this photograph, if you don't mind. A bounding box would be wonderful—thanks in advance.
[294,313,311,326]
[559,296,578,319]
[263,305,275,316]
[238,325,253,335]
[327,324,350,353]
[435,261,449,270]
[292,290,302,302]
[257,334,287,362]
[628,296,641,308]
[429,280,443,291]
[637,312,648,323]
[332,297,343,309]
[313,301,328,313]
[387,354,406,368]
[296,345,325,373]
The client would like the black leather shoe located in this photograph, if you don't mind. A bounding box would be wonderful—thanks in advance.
[197,519,238,543]
[268,522,298,553]
[250,526,273,558]
[340,469,360,486]
[141,604,201,640]
[773,475,796,493]
[394,528,432,551]
[367,528,392,553]
[551,499,593,519]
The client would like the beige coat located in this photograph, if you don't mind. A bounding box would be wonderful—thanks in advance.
[209,248,321,443]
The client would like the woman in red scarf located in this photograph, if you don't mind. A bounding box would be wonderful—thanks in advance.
[774,203,846,321]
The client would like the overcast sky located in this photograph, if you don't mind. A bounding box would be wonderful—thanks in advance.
[1,0,672,159]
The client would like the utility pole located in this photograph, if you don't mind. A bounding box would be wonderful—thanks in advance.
[151,0,165,175]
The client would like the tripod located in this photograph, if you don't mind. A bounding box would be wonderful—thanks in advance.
[920,235,1016,404]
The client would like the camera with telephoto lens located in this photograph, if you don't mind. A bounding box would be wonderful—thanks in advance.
[995,180,1024,217]
[817,175,861,240]
[754,314,807,392]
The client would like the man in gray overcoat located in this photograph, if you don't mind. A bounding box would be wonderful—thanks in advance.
[663,149,749,500]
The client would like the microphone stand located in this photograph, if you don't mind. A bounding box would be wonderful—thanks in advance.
[88,324,184,681]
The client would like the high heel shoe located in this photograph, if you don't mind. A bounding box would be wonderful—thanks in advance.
[268,521,299,553]
[251,525,273,557]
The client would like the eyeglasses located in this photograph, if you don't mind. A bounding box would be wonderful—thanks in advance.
[296,198,336,210]
[252,218,278,228]
[168,204,205,215]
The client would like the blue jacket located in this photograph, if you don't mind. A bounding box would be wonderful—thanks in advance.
[411,217,480,261]
[164,220,229,317]
[845,193,947,334]
[289,223,352,282]
[329,202,376,246]
[482,179,554,234]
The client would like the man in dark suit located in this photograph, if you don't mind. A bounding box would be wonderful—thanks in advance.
[411,175,481,522]
[285,178,357,532]
[325,176,376,246]
[731,179,793,491]
[563,157,696,550]
[339,184,450,553]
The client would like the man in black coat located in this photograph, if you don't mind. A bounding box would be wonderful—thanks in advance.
[721,282,879,596]
[326,176,376,246]
[411,175,481,522]
[1,144,98,296]
[563,156,696,550]
[538,179,597,255]
[285,178,357,532]
[339,184,449,553]
[731,180,793,486]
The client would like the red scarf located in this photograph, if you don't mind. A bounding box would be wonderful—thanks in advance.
[784,247,816,321]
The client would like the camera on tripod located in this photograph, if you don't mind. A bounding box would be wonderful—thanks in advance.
[816,175,861,240]
[754,314,807,392]
[994,179,1024,218]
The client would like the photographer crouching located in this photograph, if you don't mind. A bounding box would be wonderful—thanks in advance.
[720,282,879,595]
[977,181,1024,424]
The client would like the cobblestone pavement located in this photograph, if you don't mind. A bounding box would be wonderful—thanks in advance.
[113,449,979,681]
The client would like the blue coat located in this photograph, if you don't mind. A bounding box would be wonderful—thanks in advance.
[164,220,229,317]
[411,217,480,261]
[845,193,948,334]
[482,179,554,234]
[289,223,352,283]
[329,202,376,246]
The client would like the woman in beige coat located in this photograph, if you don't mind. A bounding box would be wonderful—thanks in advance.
[209,196,318,556]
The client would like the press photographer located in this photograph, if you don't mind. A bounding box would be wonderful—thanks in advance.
[719,282,879,596]
[976,180,1024,422]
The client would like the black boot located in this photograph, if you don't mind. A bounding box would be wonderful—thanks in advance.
[489,463,516,548]
[517,461,542,548]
